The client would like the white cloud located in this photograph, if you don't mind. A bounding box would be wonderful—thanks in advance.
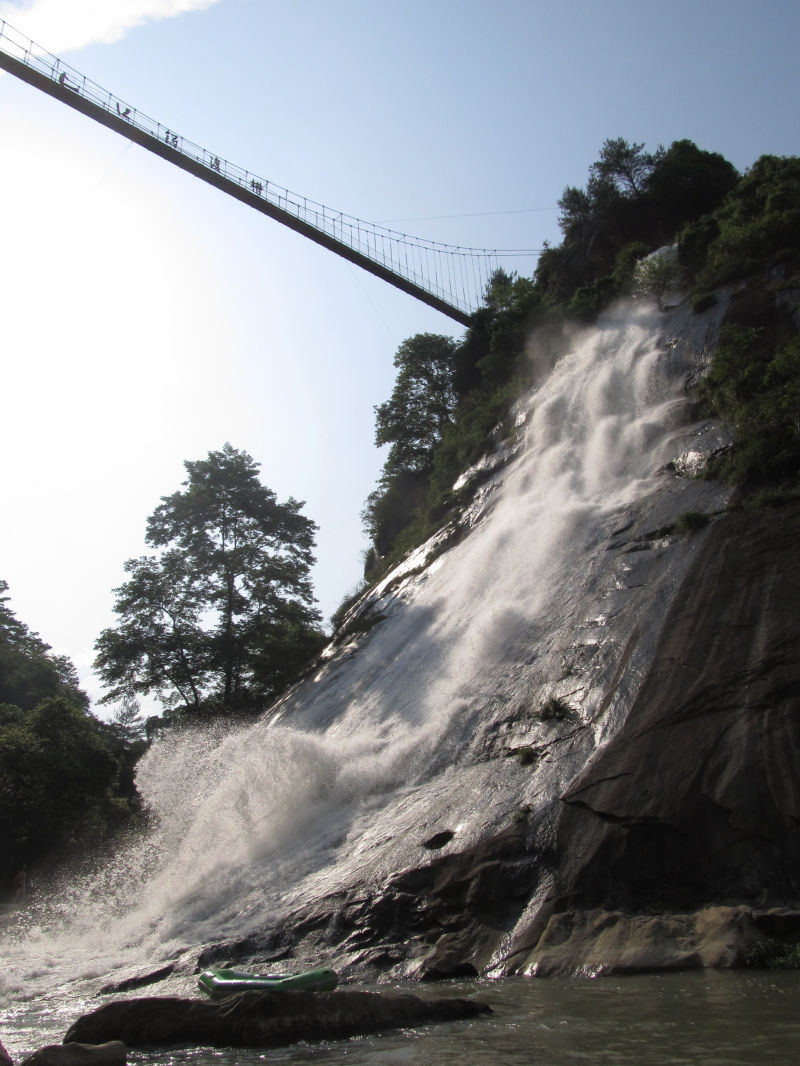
[0,0,221,54]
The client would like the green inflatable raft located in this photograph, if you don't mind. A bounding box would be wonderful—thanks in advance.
[197,966,339,998]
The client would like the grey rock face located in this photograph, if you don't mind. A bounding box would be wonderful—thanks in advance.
[238,305,800,980]
[555,502,800,912]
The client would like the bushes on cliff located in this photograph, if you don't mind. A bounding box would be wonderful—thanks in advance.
[540,138,738,312]
[360,140,800,574]
[700,325,800,494]
[679,155,800,290]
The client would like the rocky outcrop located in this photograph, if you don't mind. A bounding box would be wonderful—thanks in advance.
[491,502,800,974]
[506,906,800,977]
[553,502,800,912]
[64,991,491,1050]
[16,296,796,996]
[186,502,800,982]
[310,817,542,980]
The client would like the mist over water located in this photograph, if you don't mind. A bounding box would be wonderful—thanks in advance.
[1,301,738,1053]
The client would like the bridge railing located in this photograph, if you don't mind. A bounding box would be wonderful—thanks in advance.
[0,19,539,318]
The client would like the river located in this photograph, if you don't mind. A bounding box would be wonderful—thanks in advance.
[2,971,799,1064]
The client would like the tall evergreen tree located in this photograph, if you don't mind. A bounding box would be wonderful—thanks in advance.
[374,333,459,476]
[94,444,324,716]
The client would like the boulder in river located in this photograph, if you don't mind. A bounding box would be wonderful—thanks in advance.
[64,990,491,1049]
[19,1043,126,1066]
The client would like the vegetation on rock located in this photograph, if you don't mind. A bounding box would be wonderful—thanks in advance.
[699,326,800,498]
[0,582,143,887]
[354,138,800,600]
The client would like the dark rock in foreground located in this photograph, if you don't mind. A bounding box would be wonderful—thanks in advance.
[20,1043,126,1066]
[64,990,491,1049]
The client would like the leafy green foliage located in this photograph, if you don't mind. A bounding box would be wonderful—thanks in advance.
[362,138,795,569]
[374,333,459,476]
[0,590,146,887]
[744,938,800,969]
[645,139,739,240]
[0,696,138,885]
[674,511,710,535]
[543,138,737,309]
[699,326,800,492]
[329,580,370,632]
[362,468,431,557]
[0,580,89,712]
[682,155,800,288]
[94,444,325,717]
[364,333,460,556]
[589,137,656,198]
[695,154,800,287]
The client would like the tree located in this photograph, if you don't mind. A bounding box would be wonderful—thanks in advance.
[0,580,89,711]
[374,333,459,476]
[362,334,459,556]
[644,139,738,237]
[0,587,141,884]
[94,444,325,716]
[589,137,657,198]
[107,697,147,745]
[0,697,134,880]
[694,154,800,287]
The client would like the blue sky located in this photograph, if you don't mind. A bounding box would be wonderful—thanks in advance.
[0,0,797,713]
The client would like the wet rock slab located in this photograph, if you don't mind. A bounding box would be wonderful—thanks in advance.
[64,990,491,1050]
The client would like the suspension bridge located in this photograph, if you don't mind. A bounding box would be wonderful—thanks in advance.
[0,20,541,325]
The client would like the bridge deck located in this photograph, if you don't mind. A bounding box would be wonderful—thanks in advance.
[0,20,537,324]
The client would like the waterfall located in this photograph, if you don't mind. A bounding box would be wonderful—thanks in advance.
[1,298,730,1010]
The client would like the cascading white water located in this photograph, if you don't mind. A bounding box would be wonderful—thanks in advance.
[1,299,729,1039]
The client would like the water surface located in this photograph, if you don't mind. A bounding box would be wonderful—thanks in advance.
[3,972,799,1065]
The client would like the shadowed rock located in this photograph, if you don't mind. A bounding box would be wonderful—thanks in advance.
[64,990,491,1050]
[20,1043,126,1066]
[555,503,800,913]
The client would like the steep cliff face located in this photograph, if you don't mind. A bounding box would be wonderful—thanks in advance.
[249,296,800,981]
[260,506,800,981]
[219,295,798,981]
[10,294,799,997]
[557,502,800,914]
[503,502,800,976]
